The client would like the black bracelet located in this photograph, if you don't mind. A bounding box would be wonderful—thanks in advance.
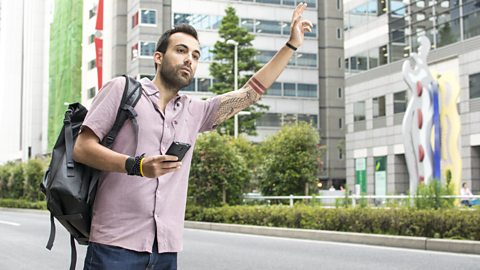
[128,154,145,176]
[286,42,297,51]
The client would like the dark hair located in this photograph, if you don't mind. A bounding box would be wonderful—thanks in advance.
[154,24,199,70]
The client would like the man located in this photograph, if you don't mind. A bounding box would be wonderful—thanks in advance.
[460,182,473,207]
[73,3,313,269]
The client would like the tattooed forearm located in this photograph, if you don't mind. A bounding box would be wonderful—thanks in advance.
[213,84,262,126]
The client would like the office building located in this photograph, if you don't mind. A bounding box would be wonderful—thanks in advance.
[344,0,480,194]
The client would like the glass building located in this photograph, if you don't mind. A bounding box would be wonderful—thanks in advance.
[344,0,480,195]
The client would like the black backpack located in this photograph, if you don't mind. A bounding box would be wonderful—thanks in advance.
[41,75,142,270]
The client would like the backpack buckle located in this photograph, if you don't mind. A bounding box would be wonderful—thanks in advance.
[66,161,74,169]
[105,135,115,145]
[64,110,72,124]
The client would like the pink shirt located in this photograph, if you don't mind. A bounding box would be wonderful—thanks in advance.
[82,77,220,253]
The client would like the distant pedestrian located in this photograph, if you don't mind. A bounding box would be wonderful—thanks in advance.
[460,182,473,207]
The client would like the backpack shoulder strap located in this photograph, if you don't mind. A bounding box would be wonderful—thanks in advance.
[102,75,142,150]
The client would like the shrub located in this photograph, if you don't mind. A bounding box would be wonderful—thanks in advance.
[185,204,480,240]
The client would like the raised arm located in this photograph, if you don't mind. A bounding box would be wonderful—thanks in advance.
[213,3,313,126]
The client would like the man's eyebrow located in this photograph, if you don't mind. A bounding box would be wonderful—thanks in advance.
[176,44,201,56]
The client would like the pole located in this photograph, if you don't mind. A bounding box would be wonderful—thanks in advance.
[233,43,238,138]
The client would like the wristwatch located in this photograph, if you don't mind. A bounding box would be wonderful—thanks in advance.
[125,156,135,175]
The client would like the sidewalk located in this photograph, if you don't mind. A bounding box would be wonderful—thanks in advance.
[184,221,480,255]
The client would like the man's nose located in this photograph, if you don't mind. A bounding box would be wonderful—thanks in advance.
[184,54,193,66]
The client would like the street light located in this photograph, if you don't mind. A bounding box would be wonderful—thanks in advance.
[226,40,240,138]
[226,40,253,138]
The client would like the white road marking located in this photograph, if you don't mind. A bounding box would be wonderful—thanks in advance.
[0,220,20,226]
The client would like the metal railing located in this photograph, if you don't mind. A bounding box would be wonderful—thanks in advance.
[243,193,480,207]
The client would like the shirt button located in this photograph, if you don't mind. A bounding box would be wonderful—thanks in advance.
[173,120,178,125]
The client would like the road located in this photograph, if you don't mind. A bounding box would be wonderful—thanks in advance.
[1,209,479,269]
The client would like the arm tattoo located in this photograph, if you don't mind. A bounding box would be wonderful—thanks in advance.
[213,84,262,126]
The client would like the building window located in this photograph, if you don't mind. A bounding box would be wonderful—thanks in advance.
[284,83,296,96]
[338,87,342,98]
[373,96,386,118]
[256,20,282,35]
[89,34,95,44]
[336,28,342,39]
[182,79,195,92]
[174,13,222,31]
[297,84,317,97]
[337,0,341,10]
[338,148,343,160]
[339,118,343,129]
[256,0,281,4]
[241,19,255,32]
[256,50,276,64]
[463,2,480,39]
[338,57,342,69]
[89,6,97,19]
[296,53,317,67]
[470,73,480,99]
[200,46,213,62]
[139,41,156,57]
[354,101,365,122]
[394,91,408,113]
[87,87,96,99]
[140,9,157,25]
[131,43,138,60]
[257,113,282,127]
[88,59,96,70]
[197,78,211,92]
[298,114,318,127]
[266,82,282,96]
[132,11,139,29]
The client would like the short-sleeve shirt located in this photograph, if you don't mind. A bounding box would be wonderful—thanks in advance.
[81,77,220,253]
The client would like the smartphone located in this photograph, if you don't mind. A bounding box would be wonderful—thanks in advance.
[165,141,191,161]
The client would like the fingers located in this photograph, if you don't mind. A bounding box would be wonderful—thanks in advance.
[292,2,307,22]
[301,20,313,33]
[142,155,182,178]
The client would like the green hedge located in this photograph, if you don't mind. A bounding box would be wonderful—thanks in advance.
[0,198,47,210]
[0,158,48,201]
[186,204,480,240]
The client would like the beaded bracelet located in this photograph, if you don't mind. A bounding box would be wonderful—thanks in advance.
[128,154,145,176]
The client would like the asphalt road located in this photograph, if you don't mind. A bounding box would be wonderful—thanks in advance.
[1,208,479,270]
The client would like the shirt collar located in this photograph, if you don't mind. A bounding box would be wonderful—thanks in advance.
[140,77,187,106]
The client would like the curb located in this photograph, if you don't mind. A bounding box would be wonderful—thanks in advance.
[184,221,480,255]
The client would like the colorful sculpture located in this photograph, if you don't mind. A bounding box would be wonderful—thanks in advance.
[402,36,461,194]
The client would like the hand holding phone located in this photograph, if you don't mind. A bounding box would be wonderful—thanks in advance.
[165,141,191,161]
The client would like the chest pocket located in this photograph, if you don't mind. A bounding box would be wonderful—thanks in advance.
[170,113,197,145]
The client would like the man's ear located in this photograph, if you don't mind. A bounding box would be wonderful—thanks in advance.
[154,51,163,67]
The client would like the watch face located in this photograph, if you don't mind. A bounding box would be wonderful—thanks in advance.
[95,30,102,39]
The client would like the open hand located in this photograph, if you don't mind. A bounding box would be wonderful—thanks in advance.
[288,3,313,48]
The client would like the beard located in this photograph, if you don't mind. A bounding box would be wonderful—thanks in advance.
[159,62,193,91]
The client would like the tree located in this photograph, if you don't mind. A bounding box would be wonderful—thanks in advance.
[231,135,263,192]
[189,132,251,207]
[258,123,322,196]
[209,6,268,136]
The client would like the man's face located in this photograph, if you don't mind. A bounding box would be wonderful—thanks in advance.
[157,32,200,91]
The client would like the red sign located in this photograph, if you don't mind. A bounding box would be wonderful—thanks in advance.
[94,0,104,89]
